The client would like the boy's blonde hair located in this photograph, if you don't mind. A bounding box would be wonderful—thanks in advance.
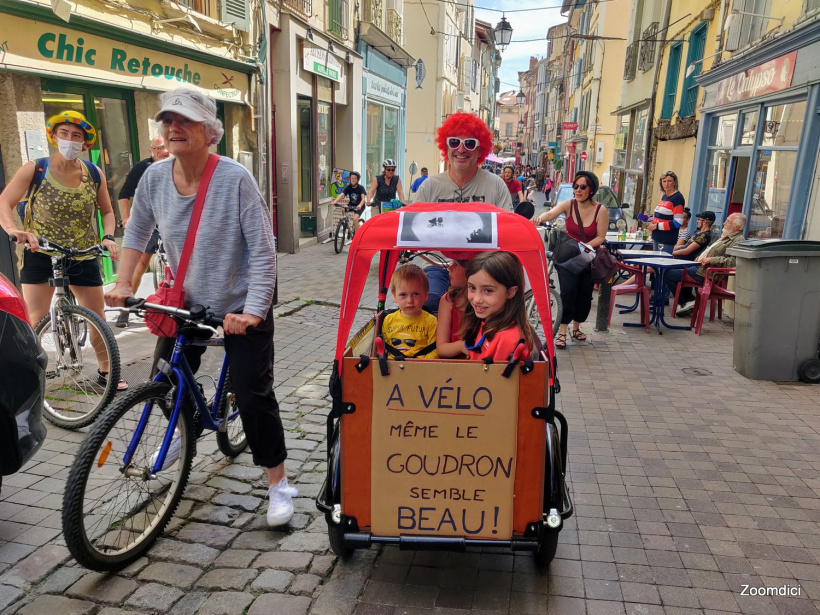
[390,264,429,294]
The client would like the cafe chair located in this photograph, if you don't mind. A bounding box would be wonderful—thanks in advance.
[690,267,736,335]
[609,261,650,332]
[671,268,704,316]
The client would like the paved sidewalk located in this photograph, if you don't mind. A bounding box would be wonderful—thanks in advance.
[2,239,820,615]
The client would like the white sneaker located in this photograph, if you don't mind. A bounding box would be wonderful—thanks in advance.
[676,301,694,316]
[267,477,298,527]
[149,428,181,471]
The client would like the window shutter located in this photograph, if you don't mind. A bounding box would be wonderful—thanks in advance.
[221,0,249,31]
[725,0,748,51]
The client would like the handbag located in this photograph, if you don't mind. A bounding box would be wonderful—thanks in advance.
[554,199,596,275]
[144,154,219,337]
[574,200,619,284]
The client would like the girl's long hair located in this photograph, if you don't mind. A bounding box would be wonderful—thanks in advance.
[458,252,535,350]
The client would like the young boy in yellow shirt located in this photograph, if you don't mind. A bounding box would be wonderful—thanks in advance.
[382,265,438,358]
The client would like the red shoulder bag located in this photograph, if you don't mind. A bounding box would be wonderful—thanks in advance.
[145,154,219,337]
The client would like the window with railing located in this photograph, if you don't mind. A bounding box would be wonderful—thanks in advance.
[660,41,682,120]
[329,0,349,39]
[624,42,638,81]
[638,22,658,72]
[679,23,707,118]
[282,0,312,18]
[386,8,403,45]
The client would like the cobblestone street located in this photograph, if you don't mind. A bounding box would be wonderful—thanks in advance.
[2,237,820,615]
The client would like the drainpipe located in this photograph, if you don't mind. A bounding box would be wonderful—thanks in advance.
[644,0,673,211]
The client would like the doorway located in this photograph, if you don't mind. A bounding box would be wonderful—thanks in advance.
[726,155,751,232]
[41,82,139,283]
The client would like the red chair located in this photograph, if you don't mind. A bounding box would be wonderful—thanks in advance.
[609,262,650,332]
[671,267,704,316]
[690,268,736,335]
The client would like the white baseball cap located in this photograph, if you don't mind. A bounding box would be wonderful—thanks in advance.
[154,92,216,123]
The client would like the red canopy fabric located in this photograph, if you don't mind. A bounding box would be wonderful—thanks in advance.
[335,202,555,371]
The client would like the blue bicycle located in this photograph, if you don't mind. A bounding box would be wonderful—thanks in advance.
[62,299,247,571]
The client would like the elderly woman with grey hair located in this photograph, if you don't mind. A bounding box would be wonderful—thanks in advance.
[105,89,296,527]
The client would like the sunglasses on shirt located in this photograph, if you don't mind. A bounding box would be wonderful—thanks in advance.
[447,137,480,151]
[392,338,416,347]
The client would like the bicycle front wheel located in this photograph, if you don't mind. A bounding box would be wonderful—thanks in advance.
[334,219,347,254]
[524,288,563,339]
[215,370,248,457]
[151,253,168,290]
[36,304,121,429]
[62,381,194,572]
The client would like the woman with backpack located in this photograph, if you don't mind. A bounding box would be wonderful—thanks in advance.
[0,111,123,387]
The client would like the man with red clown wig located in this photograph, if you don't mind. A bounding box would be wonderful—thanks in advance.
[415,112,511,209]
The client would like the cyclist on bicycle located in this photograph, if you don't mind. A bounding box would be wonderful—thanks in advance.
[330,171,367,234]
[365,159,405,213]
[0,110,124,389]
[414,113,511,210]
[105,89,296,527]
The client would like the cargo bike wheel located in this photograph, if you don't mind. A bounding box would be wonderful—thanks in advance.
[534,408,571,567]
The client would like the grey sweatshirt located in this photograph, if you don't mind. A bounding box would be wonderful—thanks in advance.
[123,157,276,318]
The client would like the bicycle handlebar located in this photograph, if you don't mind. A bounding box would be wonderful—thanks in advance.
[124,298,224,329]
[9,234,108,257]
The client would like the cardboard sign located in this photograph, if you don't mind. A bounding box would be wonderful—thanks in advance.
[371,362,519,539]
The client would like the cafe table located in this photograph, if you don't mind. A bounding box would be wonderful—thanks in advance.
[605,232,653,249]
[617,249,669,259]
[623,257,700,333]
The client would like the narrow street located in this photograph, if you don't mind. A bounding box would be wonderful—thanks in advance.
[2,233,820,615]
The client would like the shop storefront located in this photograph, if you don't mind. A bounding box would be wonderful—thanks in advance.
[0,3,252,282]
[610,102,650,215]
[360,44,408,192]
[693,22,820,240]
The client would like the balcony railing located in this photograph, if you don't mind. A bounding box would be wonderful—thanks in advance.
[329,0,349,39]
[624,42,637,81]
[282,0,312,18]
[385,8,403,46]
[638,22,658,72]
[363,0,384,29]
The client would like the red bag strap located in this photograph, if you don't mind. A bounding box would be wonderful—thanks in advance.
[175,154,219,285]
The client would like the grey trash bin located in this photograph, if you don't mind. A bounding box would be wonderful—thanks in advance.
[728,239,820,381]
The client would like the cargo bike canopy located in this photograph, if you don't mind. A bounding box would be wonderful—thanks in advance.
[333,202,557,367]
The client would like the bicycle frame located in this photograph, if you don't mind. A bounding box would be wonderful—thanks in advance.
[124,331,234,475]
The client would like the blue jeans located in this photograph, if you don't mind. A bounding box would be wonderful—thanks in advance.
[665,266,703,304]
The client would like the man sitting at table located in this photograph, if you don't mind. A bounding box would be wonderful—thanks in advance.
[667,212,747,317]
[671,211,714,260]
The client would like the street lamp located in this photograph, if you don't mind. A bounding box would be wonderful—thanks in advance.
[516,90,525,107]
[518,119,524,133]
[493,16,513,51]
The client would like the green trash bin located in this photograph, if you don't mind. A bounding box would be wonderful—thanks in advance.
[728,239,820,382]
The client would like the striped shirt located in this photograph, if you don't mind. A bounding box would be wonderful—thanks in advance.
[652,191,685,246]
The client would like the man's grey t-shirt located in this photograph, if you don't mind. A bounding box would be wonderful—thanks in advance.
[123,157,276,318]
[414,169,512,210]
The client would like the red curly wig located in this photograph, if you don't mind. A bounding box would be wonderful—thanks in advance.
[436,112,493,165]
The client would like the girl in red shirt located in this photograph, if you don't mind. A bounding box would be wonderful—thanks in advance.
[458,252,536,362]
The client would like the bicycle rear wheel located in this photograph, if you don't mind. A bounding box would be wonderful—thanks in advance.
[215,369,248,457]
[36,304,121,429]
[62,381,194,572]
[334,219,347,254]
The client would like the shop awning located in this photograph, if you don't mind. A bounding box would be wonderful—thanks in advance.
[610,98,650,116]
[358,22,415,67]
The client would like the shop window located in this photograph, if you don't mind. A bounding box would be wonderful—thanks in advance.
[739,110,758,145]
[761,101,806,148]
[703,148,731,216]
[708,114,736,148]
[366,102,384,182]
[630,108,648,171]
[317,101,332,201]
[660,42,682,120]
[383,107,399,173]
[679,23,707,118]
[750,151,796,239]
[297,97,313,213]
[612,114,629,167]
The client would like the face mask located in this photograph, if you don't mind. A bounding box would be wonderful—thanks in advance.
[57,139,84,160]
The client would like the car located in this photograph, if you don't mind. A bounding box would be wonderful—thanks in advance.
[0,272,47,492]
[549,183,629,231]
